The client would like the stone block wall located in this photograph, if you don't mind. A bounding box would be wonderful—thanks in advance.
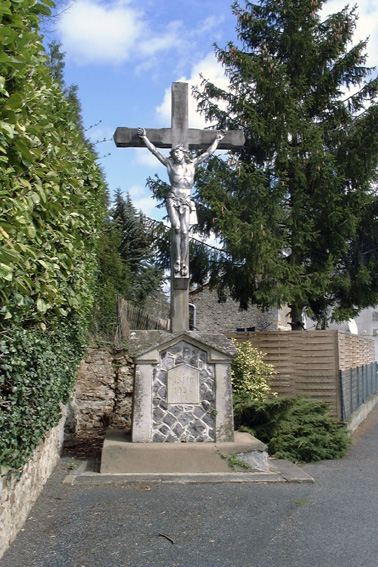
[65,348,134,437]
[0,412,66,560]
[189,286,288,332]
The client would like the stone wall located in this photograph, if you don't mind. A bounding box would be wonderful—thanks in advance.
[0,412,66,560]
[152,340,216,442]
[65,348,134,437]
[189,286,290,333]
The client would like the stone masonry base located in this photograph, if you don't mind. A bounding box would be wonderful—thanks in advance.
[0,410,66,560]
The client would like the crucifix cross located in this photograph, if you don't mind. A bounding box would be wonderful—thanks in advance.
[114,82,245,333]
[114,82,245,152]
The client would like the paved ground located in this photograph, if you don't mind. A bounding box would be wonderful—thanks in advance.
[2,406,378,567]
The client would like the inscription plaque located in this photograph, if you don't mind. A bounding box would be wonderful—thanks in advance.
[167,364,200,405]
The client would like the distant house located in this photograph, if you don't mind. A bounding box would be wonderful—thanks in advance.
[189,284,290,333]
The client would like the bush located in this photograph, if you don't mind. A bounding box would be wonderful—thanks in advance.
[234,396,350,463]
[231,339,277,402]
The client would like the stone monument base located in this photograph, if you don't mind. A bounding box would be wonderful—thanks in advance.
[100,430,269,474]
[128,330,237,444]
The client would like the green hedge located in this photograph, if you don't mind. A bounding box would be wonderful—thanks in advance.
[0,0,106,325]
[0,0,107,474]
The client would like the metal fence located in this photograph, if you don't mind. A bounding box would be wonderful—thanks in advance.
[339,362,378,421]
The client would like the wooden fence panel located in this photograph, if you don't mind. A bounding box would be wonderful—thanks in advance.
[115,299,170,340]
[225,330,375,419]
[338,333,375,370]
[229,331,296,396]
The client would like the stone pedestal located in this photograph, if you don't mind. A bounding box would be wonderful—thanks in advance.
[170,275,189,334]
[128,331,237,443]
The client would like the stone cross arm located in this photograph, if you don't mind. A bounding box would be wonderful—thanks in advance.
[114,127,245,151]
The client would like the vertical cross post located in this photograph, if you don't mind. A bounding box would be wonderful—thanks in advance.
[170,83,189,333]
[171,82,188,149]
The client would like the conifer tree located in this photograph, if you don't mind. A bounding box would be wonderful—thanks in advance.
[193,0,378,328]
[93,218,131,328]
[46,41,87,143]
[111,190,164,306]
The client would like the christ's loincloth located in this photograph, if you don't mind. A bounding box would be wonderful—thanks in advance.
[167,192,198,224]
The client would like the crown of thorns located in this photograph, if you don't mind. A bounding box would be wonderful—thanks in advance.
[169,145,190,157]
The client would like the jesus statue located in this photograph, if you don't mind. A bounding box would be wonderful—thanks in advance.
[137,127,225,278]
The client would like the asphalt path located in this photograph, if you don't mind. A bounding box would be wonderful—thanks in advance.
[2,406,378,567]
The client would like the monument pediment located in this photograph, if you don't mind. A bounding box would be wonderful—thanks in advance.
[129,330,237,363]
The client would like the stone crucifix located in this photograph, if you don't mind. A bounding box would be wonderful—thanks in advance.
[114,82,245,333]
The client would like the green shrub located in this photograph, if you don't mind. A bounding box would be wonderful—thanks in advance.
[234,396,350,463]
[231,339,277,402]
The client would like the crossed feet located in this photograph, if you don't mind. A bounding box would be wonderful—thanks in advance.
[174,261,188,278]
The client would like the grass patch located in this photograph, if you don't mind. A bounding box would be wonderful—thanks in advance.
[228,455,252,470]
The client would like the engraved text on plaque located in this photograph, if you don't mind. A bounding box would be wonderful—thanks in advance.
[167,364,200,405]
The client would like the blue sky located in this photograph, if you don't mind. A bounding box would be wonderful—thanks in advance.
[47,0,378,221]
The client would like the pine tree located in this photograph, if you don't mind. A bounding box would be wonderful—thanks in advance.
[93,218,131,330]
[111,190,165,306]
[46,40,65,85]
[46,41,87,142]
[113,191,149,273]
[193,0,378,328]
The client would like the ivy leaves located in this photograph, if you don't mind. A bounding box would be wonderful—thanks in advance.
[0,322,85,474]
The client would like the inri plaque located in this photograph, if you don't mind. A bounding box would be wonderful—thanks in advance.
[167,364,200,405]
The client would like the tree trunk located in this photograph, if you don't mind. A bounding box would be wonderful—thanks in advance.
[289,305,305,330]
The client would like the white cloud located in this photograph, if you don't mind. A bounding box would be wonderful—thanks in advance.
[58,0,145,65]
[137,20,185,57]
[56,1,230,70]
[87,125,114,144]
[112,185,159,216]
[127,184,147,198]
[190,229,221,250]
[132,148,168,168]
[57,0,187,66]
[195,15,225,37]
[132,195,162,217]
